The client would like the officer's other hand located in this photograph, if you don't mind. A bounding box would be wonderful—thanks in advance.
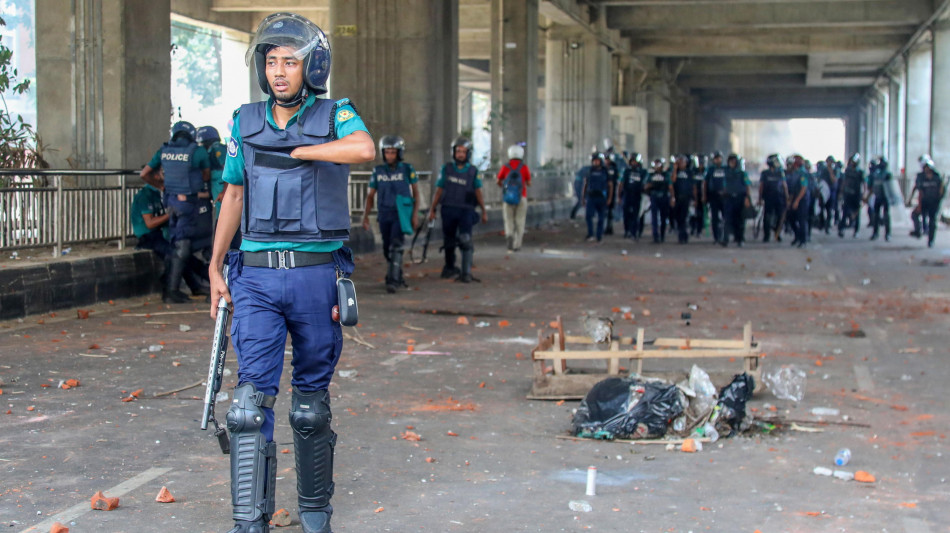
[427,210,436,222]
[361,217,370,231]
[792,201,799,210]
[216,192,225,202]
[744,197,751,208]
[481,210,488,224]
[209,271,231,319]
[411,213,419,231]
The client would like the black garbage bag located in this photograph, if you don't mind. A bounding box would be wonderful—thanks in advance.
[711,373,755,437]
[572,377,684,440]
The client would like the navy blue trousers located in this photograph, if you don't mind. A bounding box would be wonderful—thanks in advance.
[585,196,607,240]
[228,251,344,441]
[650,196,670,243]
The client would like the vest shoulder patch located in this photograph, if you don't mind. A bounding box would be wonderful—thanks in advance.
[227,138,238,158]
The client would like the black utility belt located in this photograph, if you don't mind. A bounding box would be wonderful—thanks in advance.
[243,250,333,269]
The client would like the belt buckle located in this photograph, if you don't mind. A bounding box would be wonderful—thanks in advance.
[268,250,296,269]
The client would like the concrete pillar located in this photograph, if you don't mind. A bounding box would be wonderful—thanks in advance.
[931,23,950,172]
[888,74,904,175]
[36,0,171,170]
[644,82,670,160]
[329,0,458,174]
[543,27,612,169]
[904,42,932,171]
[490,0,539,167]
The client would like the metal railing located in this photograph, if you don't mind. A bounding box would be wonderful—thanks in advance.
[0,167,575,255]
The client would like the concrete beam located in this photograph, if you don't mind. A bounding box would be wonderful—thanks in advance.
[631,32,908,56]
[679,56,808,75]
[679,73,806,89]
[211,0,327,11]
[606,0,930,31]
[720,107,851,120]
[696,86,865,108]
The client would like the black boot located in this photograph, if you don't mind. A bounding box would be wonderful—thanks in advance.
[290,389,335,533]
[457,247,475,283]
[163,240,192,303]
[441,247,458,279]
[386,248,405,293]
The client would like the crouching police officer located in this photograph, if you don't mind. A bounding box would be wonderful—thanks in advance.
[208,13,376,533]
[362,135,418,292]
[141,121,213,302]
[427,136,487,282]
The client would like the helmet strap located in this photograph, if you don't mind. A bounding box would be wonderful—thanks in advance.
[274,86,308,109]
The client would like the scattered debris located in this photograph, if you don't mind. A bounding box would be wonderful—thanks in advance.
[76,309,91,319]
[400,430,422,441]
[154,380,203,398]
[338,369,358,378]
[811,407,840,417]
[61,378,80,390]
[90,490,120,511]
[50,523,69,533]
[568,500,592,513]
[681,438,702,453]
[270,508,291,527]
[155,486,175,503]
[474,321,491,328]
[572,377,684,440]
[855,471,876,483]
[763,365,807,402]
[581,316,613,344]
[456,316,470,325]
[178,324,191,332]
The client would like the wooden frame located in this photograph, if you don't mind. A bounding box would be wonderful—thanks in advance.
[529,316,762,400]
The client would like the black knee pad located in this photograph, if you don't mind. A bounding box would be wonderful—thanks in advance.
[458,232,474,251]
[290,388,336,512]
[289,388,331,438]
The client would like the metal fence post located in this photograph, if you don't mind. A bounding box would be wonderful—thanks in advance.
[119,174,126,250]
[54,174,63,257]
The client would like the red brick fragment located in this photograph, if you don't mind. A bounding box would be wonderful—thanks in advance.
[90,491,120,511]
[76,309,90,319]
[270,508,291,527]
[155,486,175,503]
[50,522,69,533]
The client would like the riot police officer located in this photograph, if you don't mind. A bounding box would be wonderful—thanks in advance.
[785,155,809,247]
[910,156,946,247]
[208,13,376,533]
[646,157,672,243]
[362,135,419,292]
[866,156,892,241]
[817,156,839,233]
[758,154,787,243]
[838,153,866,238]
[619,152,646,240]
[140,120,213,303]
[427,136,488,281]
[704,151,727,243]
[720,154,751,247]
[671,154,694,244]
[581,152,611,242]
[197,126,227,216]
[690,154,707,237]
[603,139,626,236]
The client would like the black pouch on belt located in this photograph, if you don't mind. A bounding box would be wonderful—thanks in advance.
[337,277,358,327]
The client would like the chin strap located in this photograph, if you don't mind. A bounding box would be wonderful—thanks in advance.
[273,86,308,109]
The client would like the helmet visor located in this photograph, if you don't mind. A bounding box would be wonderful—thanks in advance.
[245,13,327,65]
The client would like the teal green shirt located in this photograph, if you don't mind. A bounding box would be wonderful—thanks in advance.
[223,94,369,253]
[147,144,210,171]
[435,162,483,189]
[130,184,167,239]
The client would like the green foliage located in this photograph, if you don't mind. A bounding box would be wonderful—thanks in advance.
[0,15,47,186]
[171,22,222,107]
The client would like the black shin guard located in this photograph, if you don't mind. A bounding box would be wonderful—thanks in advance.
[226,383,277,529]
[289,388,335,533]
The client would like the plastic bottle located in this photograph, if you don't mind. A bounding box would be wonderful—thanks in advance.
[568,500,592,512]
[834,448,851,467]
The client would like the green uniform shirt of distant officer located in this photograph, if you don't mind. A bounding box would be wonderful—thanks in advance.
[130,183,169,239]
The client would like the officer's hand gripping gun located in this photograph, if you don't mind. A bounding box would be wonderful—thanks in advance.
[201,264,231,454]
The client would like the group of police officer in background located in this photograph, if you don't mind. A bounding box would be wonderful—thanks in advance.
[575,143,946,249]
[136,121,229,302]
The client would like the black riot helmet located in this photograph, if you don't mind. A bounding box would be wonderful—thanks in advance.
[379,135,406,162]
[874,156,888,171]
[712,150,724,162]
[848,153,861,167]
[651,157,665,170]
[247,13,332,105]
[196,126,220,147]
[766,153,782,170]
[171,121,196,143]
[628,152,643,167]
[451,136,473,162]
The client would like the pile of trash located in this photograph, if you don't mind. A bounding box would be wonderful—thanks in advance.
[572,365,768,441]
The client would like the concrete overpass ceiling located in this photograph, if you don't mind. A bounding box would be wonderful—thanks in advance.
[594,0,942,117]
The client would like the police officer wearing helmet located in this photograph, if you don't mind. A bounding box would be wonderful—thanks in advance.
[197,126,227,215]
[619,152,647,240]
[817,156,839,233]
[690,154,707,237]
[865,156,892,241]
[581,151,612,242]
[704,151,727,243]
[646,157,672,243]
[838,153,866,238]
[909,156,946,247]
[758,154,787,243]
[208,13,375,533]
[720,153,752,247]
[362,136,418,292]
[140,120,213,303]
[784,155,809,247]
[671,154,694,244]
[602,138,626,236]
[496,143,531,252]
[427,136,487,282]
